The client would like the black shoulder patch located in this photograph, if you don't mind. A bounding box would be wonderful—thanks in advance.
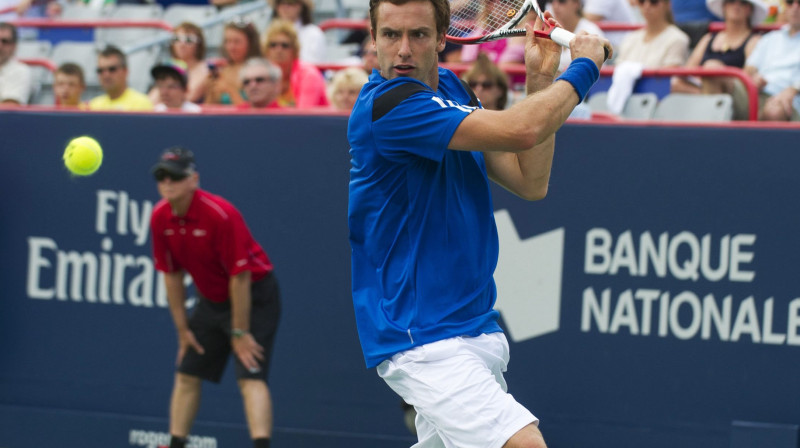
[459,79,480,107]
[372,82,430,122]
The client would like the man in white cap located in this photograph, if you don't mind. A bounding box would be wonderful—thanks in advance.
[744,0,800,121]
[0,22,31,105]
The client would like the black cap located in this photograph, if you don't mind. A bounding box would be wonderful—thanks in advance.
[150,59,188,90]
[151,147,196,179]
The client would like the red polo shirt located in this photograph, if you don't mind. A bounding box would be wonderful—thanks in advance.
[150,189,272,302]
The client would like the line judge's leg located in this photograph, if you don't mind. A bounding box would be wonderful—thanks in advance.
[238,378,273,438]
[169,372,203,437]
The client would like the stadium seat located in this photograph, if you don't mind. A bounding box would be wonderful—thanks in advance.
[50,41,99,87]
[60,3,113,20]
[163,4,217,26]
[126,46,161,94]
[95,4,167,47]
[240,0,272,34]
[587,92,659,120]
[653,93,734,122]
[163,4,223,49]
[16,40,52,59]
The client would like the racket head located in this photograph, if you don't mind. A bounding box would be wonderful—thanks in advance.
[445,0,534,43]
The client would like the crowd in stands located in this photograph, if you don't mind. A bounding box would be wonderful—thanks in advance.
[0,0,798,121]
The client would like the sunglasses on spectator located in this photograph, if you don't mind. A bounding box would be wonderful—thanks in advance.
[786,0,798,5]
[0,37,14,45]
[96,65,122,74]
[229,17,254,29]
[243,76,269,86]
[637,0,662,5]
[154,171,188,182]
[468,81,496,89]
[172,35,198,44]
[278,0,301,5]
[268,41,292,49]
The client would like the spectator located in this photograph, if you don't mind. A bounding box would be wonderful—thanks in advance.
[744,0,800,121]
[151,60,201,113]
[89,45,153,111]
[327,66,368,111]
[263,19,329,107]
[461,53,510,110]
[13,0,61,18]
[607,0,689,113]
[237,57,283,109]
[361,35,379,74]
[616,0,690,67]
[270,0,326,63]
[458,0,513,63]
[205,19,261,106]
[159,22,209,104]
[671,0,765,119]
[0,22,31,105]
[53,62,86,108]
[671,0,721,48]
[584,0,640,51]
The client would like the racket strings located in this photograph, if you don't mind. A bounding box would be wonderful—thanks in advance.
[447,0,528,38]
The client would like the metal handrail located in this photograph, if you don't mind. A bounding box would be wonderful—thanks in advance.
[317,18,783,33]
[314,63,760,120]
[19,57,57,72]
[9,18,174,31]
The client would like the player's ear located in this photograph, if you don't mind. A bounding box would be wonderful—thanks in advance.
[436,32,446,53]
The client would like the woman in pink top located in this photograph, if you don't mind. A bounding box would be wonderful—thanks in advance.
[263,20,329,108]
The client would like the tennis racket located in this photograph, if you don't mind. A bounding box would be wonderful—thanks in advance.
[446,0,609,59]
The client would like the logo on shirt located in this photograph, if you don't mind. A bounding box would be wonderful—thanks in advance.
[494,209,564,342]
[192,229,207,237]
[430,97,477,113]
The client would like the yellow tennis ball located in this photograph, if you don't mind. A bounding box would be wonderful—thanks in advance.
[63,136,103,176]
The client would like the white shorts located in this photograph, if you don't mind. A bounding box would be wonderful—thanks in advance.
[377,332,538,448]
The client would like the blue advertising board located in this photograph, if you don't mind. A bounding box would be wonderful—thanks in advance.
[1,110,798,448]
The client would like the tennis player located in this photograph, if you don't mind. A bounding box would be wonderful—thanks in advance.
[347,0,609,446]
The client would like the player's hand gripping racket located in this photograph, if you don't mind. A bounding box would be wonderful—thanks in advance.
[446,0,609,60]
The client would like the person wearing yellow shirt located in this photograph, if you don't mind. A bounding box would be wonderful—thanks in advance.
[89,45,153,111]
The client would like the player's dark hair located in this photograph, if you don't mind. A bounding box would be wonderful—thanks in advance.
[369,0,450,38]
[99,45,127,68]
[56,62,86,86]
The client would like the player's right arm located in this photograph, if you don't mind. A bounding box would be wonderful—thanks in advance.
[449,25,607,200]
[164,271,205,364]
[449,29,606,154]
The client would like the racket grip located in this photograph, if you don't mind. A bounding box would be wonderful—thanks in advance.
[551,27,610,61]
[549,27,574,49]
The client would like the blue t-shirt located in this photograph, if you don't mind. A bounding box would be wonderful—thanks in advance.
[348,68,503,368]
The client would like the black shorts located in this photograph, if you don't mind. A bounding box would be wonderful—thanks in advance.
[179,273,281,383]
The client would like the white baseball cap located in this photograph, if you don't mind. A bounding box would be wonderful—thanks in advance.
[706,0,768,26]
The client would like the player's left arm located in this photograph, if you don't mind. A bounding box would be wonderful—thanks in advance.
[482,20,563,201]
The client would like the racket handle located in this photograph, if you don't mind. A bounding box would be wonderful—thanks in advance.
[550,27,610,61]
[549,27,575,48]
